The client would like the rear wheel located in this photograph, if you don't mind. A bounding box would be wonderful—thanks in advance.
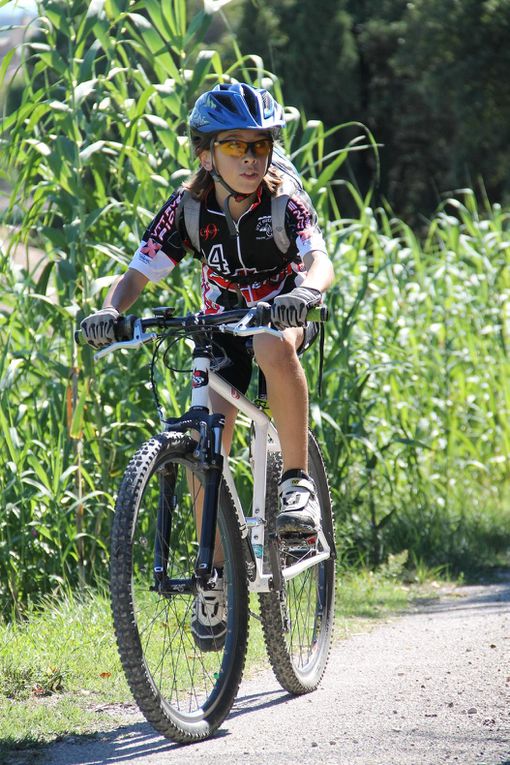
[110,432,248,742]
[259,431,335,693]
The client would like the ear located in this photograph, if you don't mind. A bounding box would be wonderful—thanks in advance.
[199,149,213,172]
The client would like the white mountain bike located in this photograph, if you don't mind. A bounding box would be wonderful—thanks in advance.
[79,303,336,743]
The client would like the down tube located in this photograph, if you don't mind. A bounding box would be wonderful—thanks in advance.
[209,372,280,518]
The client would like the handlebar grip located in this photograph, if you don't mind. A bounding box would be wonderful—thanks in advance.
[255,302,272,324]
[308,305,329,322]
[255,302,329,325]
[74,314,137,347]
[116,314,137,340]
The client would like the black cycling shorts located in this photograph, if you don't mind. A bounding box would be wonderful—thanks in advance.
[211,322,319,395]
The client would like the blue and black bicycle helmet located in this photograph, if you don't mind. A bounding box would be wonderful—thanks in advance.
[189,82,285,137]
[188,83,285,234]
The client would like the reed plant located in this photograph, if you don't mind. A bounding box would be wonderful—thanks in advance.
[0,0,508,616]
[306,192,510,571]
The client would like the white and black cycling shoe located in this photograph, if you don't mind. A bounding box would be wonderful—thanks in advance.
[276,470,321,538]
[191,573,227,653]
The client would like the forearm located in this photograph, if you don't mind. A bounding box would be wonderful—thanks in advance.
[103,268,149,312]
[301,251,334,293]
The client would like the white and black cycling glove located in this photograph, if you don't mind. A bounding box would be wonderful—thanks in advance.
[271,286,322,329]
[80,307,120,349]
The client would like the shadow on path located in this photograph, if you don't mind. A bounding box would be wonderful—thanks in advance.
[34,688,295,765]
[31,576,510,765]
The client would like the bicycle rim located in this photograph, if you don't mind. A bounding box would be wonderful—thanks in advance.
[259,431,335,693]
[110,432,248,742]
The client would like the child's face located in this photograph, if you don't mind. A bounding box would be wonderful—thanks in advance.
[201,128,272,195]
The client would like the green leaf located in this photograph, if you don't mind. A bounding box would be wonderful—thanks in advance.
[25,139,51,157]
[76,0,106,44]
[36,260,55,295]
[0,48,16,85]
[127,12,152,29]
[27,454,52,490]
[78,40,102,80]
[43,6,71,35]
[0,407,18,463]
[74,79,98,105]
[57,260,77,284]
[188,49,218,94]
[105,0,129,15]
[40,227,67,249]
[90,275,119,295]
[184,10,212,47]
[26,294,77,318]
[144,114,168,130]
[313,149,349,189]
[70,378,90,440]
[79,140,106,162]
[36,51,67,75]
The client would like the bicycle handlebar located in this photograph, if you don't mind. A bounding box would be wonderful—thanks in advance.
[74,303,328,359]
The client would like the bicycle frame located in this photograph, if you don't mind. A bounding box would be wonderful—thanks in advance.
[189,349,331,595]
[87,305,331,595]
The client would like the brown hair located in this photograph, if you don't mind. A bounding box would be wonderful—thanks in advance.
[183,131,283,200]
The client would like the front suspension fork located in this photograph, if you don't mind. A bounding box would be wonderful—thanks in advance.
[193,412,225,582]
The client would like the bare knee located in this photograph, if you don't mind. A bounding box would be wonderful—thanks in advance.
[254,329,303,374]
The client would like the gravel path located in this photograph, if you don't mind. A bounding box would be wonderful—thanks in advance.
[41,579,510,765]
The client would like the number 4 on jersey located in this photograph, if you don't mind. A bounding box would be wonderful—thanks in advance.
[207,244,229,275]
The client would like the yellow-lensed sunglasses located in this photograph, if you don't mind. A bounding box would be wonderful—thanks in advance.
[213,138,273,158]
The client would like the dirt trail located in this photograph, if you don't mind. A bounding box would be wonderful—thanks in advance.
[34,577,510,765]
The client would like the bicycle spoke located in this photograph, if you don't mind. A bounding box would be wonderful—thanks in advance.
[110,434,248,740]
[259,435,335,694]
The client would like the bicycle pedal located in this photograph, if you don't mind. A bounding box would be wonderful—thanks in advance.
[280,534,318,553]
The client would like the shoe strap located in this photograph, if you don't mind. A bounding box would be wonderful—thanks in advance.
[279,476,315,500]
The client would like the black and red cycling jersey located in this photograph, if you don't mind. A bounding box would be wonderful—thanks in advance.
[129,184,327,314]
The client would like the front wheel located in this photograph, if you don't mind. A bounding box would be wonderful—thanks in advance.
[259,430,335,694]
[110,432,249,743]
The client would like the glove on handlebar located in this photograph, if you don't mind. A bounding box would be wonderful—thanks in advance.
[80,307,120,349]
[270,286,322,329]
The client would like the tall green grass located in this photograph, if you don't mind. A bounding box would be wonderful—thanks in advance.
[0,0,509,616]
[306,192,510,571]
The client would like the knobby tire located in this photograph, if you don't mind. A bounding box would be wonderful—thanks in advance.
[258,430,335,693]
[110,432,249,743]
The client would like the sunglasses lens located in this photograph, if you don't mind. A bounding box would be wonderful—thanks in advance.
[253,140,272,157]
[218,141,245,157]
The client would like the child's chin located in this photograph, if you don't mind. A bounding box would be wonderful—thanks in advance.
[239,177,260,191]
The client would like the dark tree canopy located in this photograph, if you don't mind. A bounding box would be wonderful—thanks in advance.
[235,0,510,220]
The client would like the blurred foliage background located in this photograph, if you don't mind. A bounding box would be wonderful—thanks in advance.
[0,0,509,617]
[233,0,510,223]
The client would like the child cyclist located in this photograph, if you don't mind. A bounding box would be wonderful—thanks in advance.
[80,82,334,649]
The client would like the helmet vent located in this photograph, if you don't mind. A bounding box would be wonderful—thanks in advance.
[242,86,259,119]
[214,93,238,114]
[261,90,273,117]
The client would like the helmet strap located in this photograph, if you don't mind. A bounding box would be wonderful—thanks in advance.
[209,139,261,237]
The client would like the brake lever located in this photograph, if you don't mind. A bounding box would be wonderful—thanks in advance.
[93,319,157,360]
[216,306,283,339]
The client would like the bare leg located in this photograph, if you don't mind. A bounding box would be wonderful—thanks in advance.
[253,328,308,473]
[210,389,238,456]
